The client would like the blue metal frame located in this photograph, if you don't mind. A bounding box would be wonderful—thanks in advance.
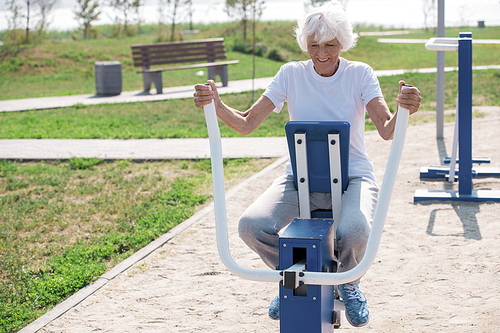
[286,121,350,193]
[442,157,490,164]
[280,121,350,332]
[419,166,500,179]
[415,33,500,202]
[458,32,473,195]
[279,219,336,332]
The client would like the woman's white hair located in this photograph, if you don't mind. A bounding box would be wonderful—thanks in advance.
[295,1,358,53]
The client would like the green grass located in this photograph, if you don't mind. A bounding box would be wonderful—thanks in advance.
[0,23,499,100]
[348,28,500,71]
[0,89,289,139]
[1,69,500,139]
[0,157,274,333]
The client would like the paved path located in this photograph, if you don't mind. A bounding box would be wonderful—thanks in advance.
[0,137,288,160]
[0,77,273,113]
[2,64,500,114]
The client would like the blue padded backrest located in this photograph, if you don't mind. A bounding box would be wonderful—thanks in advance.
[285,121,350,193]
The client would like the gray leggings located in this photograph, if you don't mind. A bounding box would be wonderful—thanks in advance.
[238,174,379,285]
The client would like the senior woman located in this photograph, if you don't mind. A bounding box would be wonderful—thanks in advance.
[193,0,421,327]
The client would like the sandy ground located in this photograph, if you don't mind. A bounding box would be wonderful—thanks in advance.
[40,107,500,333]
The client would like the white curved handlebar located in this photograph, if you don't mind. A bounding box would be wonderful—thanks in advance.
[203,84,410,285]
[425,37,458,51]
[203,90,281,282]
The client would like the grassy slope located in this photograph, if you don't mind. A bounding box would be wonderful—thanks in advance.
[0,23,499,100]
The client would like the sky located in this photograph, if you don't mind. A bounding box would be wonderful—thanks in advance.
[1,0,499,32]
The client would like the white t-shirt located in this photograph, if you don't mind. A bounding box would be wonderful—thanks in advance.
[263,57,383,183]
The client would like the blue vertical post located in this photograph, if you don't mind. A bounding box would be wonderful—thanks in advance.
[279,219,336,333]
[458,32,473,196]
[415,32,500,202]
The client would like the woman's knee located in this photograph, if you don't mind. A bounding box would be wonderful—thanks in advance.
[238,213,269,244]
[238,214,255,242]
[337,214,370,246]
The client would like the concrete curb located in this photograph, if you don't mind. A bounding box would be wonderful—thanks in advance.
[18,155,289,333]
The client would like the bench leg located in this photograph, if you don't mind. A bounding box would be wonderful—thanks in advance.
[208,65,229,87]
[143,72,163,94]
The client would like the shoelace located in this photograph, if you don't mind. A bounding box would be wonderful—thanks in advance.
[343,285,366,301]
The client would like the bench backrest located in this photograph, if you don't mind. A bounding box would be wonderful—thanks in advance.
[131,38,228,68]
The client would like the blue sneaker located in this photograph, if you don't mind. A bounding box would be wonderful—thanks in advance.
[268,295,280,320]
[338,284,369,327]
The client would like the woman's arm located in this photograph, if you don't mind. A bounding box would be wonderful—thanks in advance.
[194,80,276,136]
[366,81,422,141]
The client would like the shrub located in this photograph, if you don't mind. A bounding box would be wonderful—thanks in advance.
[232,39,267,57]
[267,48,285,62]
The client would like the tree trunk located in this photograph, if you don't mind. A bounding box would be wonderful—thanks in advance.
[170,0,178,41]
[25,0,30,42]
[242,18,247,40]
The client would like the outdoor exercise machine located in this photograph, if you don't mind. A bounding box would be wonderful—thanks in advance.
[202,85,411,331]
[279,120,350,330]
[414,32,500,202]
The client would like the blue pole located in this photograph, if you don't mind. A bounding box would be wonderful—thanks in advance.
[458,32,473,195]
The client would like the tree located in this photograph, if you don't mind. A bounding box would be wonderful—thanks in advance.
[32,0,58,37]
[225,0,265,40]
[457,3,472,27]
[168,0,181,41]
[305,0,349,10]
[25,0,30,41]
[133,0,143,33]
[74,0,101,39]
[157,0,169,40]
[422,0,436,31]
[5,0,23,30]
[250,0,265,102]
[186,0,193,31]
[5,0,57,42]
[157,0,189,41]
[108,0,142,36]
[4,0,26,44]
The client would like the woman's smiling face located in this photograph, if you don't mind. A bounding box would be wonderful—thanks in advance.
[307,37,343,77]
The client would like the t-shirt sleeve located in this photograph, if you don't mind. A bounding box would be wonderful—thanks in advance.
[361,65,384,106]
[262,64,288,113]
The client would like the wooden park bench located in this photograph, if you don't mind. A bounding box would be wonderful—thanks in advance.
[131,38,239,94]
